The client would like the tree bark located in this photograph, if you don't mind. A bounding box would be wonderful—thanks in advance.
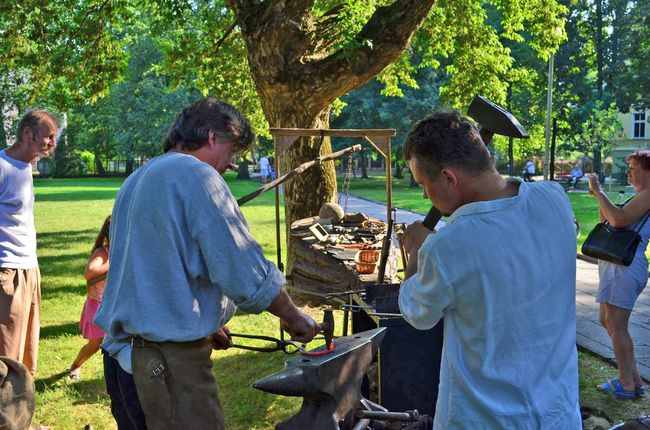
[227,0,437,270]
[94,151,106,176]
[595,0,604,99]
[237,158,252,179]
[0,96,6,149]
[360,149,369,179]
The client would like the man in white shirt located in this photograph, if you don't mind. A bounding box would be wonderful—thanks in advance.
[524,159,535,182]
[0,110,58,376]
[259,155,270,183]
[399,109,581,429]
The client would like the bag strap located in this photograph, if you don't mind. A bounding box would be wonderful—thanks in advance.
[607,197,650,233]
[632,208,650,233]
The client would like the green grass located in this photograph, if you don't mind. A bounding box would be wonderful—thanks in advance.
[32,175,332,430]
[33,176,649,428]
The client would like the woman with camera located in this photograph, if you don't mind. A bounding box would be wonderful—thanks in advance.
[587,150,650,399]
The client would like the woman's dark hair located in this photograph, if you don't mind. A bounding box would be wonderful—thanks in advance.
[91,216,111,255]
[626,150,650,171]
[163,98,255,153]
[403,109,493,180]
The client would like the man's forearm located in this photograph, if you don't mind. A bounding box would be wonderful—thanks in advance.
[266,288,301,322]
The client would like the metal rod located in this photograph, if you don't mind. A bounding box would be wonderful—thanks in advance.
[274,139,283,273]
[355,409,419,422]
[238,144,362,206]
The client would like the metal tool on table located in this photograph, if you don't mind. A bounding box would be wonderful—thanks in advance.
[421,95,530,230]
[228,309,335,355]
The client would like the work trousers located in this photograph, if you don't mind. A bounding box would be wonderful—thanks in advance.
[131,336,225,429]
[103,350,147,430]
[0,267,41,375]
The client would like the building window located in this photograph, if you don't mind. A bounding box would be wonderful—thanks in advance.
[633,112,646,139]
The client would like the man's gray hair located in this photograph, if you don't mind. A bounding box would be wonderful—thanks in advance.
[163,98,255,153]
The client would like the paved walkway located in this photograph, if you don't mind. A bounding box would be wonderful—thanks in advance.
[346,195,650,381]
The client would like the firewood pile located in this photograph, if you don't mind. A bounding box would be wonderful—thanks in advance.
[288,213,398,304]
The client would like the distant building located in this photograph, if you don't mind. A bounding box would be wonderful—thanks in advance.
[611,109,649,181]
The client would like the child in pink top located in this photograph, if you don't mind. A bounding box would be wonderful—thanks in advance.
[67,216,110,381]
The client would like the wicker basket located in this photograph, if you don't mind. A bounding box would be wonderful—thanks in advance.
[355,250,380,274]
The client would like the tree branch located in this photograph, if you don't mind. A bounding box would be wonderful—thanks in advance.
[304,0,437,104]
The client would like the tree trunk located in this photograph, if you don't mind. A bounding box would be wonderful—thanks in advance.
[0,96,6,149]
[228,0,437,272]
[393,150,403,179]
[95,151,106,176]
[360,149,369,179]
[236,158,252,179]
[594,145,604,183]
[596,0,604,98]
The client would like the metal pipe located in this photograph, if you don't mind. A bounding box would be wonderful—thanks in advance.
[355,409,419,422]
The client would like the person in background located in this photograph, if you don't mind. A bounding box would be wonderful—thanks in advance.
[587,150,650,399]
[67,216,111,381]
[523,159,535,182]
[570,165,583,188]
[259,154,270,183]
[0,109,58,376]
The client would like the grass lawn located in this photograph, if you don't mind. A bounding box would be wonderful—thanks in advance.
[33,175,648,428]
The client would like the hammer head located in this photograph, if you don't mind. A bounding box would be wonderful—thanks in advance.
[467,96,529,144]
[321,309,335,348]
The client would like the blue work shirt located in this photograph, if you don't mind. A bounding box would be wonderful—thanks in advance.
[96,152,284,369]
[399,179,581,429]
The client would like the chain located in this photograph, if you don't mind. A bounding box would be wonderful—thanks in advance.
[342,155,353,212]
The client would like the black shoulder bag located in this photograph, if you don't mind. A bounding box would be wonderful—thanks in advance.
[581,206,650,266]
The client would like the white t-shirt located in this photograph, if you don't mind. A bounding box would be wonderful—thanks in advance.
[526,160,535,174]
[259,157,270,172]
[0,150,38,269]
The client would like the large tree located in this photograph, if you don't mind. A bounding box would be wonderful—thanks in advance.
[153,1,565,259]
[1,0,567,265]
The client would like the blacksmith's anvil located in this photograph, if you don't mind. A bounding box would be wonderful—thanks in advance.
[253,327,387,430]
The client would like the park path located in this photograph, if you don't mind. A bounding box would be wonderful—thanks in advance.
[345,195,650,381]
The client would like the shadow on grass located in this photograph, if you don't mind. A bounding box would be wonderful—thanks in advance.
[35,189,119,202]
[35,370,68,392]
[40,321,80,340]
[35,371,108,402]
[38,229,97,250]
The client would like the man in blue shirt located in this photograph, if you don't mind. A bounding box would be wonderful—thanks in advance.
[398,109,581,429]
[95,98,319,429]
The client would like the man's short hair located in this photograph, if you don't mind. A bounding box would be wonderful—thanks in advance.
[163,98,255,153]
[16,109,58,139]
[403,109,493,180]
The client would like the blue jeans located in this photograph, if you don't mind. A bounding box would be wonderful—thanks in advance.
[103,349,147,430]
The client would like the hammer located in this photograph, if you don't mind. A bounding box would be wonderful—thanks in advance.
[421,96,529,230]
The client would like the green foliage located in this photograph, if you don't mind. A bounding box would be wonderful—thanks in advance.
[572,102,624,159]
[0,0,133,107]
[66,37,202,174]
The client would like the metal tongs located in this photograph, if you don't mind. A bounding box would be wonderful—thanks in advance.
[226,332,306,354]
[227,309,335,356]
